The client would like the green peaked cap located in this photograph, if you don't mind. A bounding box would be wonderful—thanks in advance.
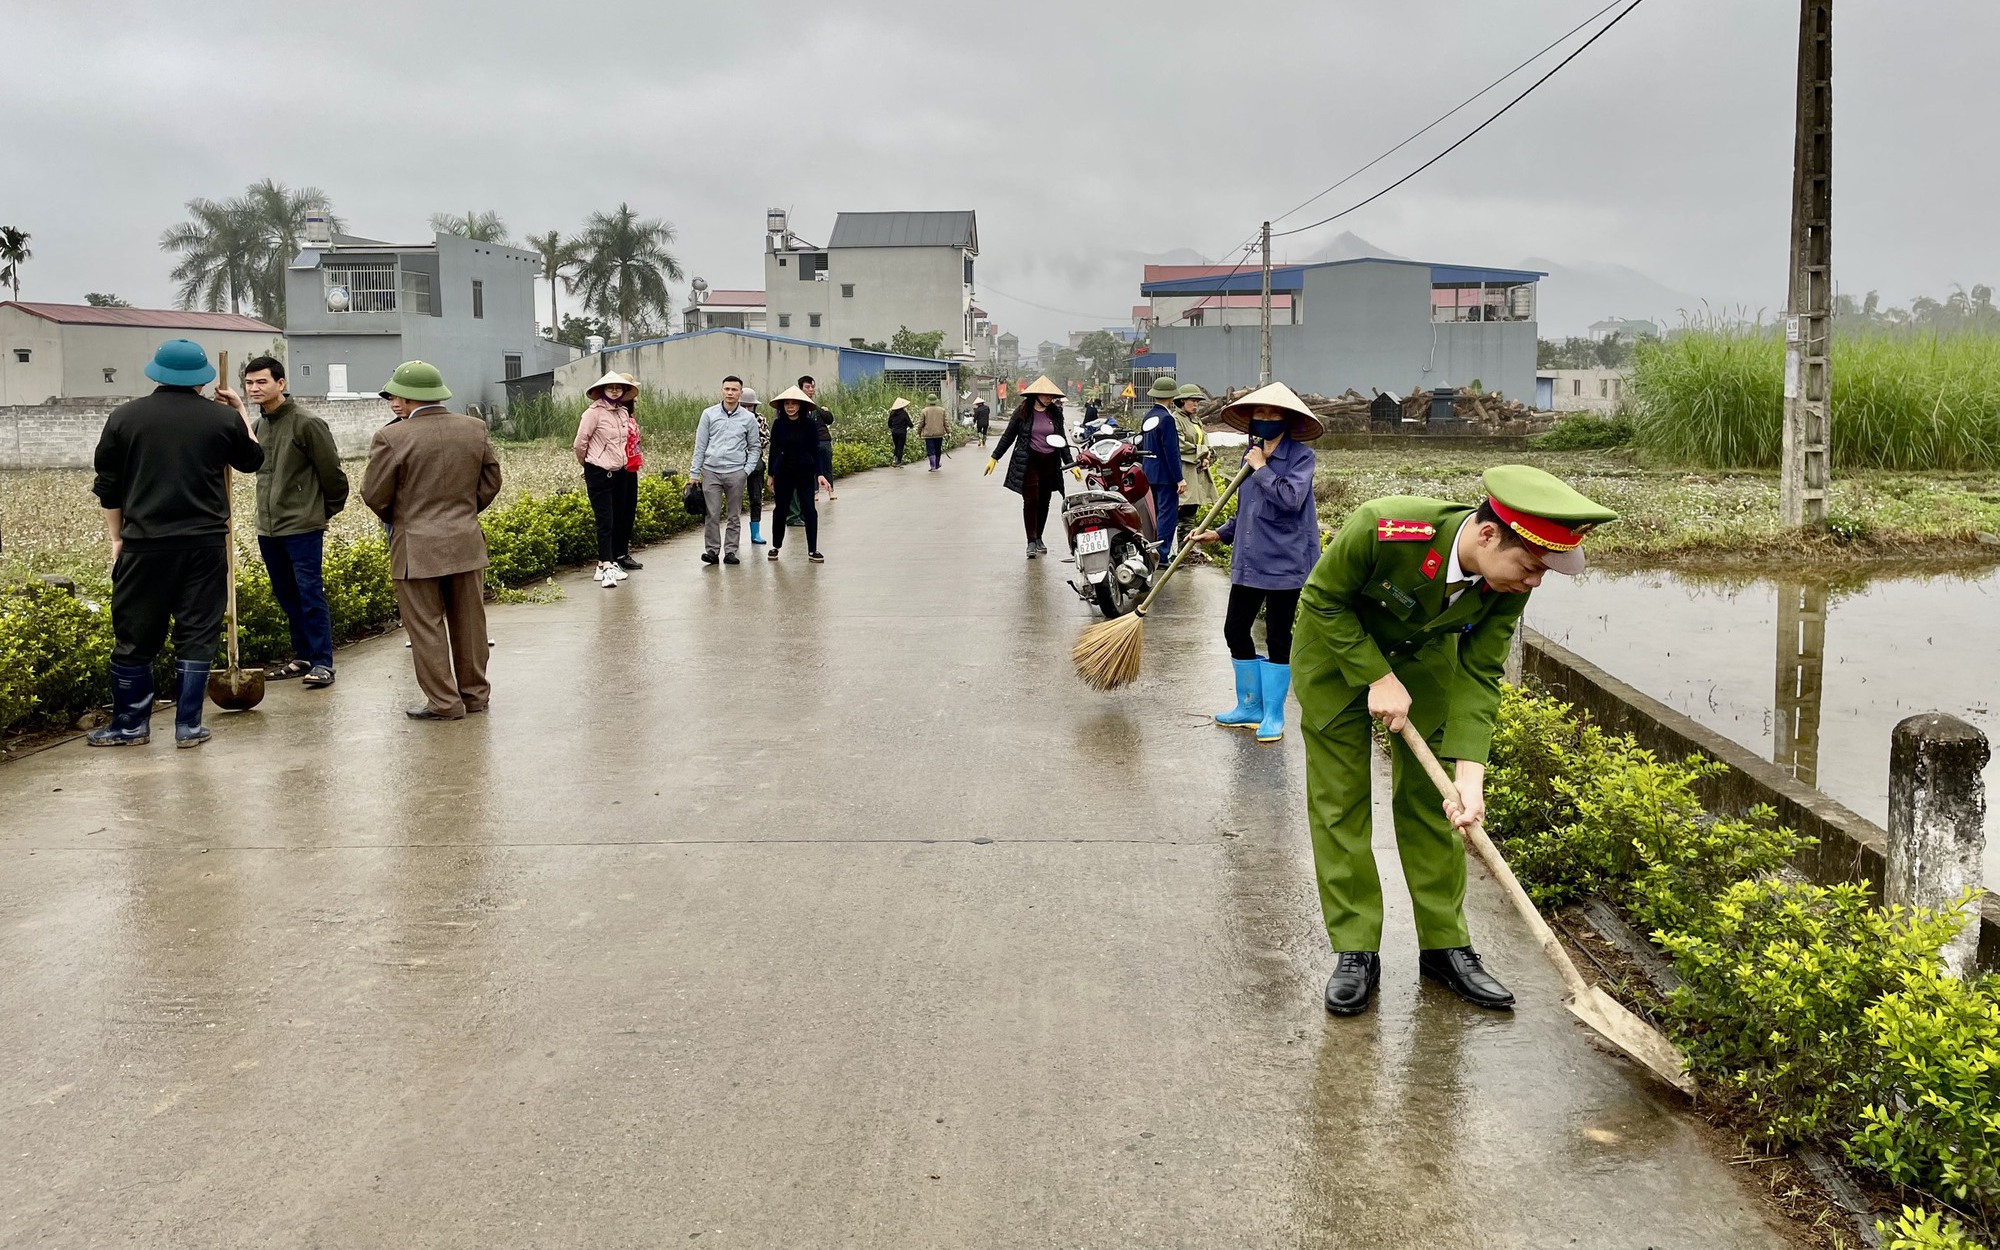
[1146,376,1179,400]
[1481,464,1619,527]
[1174,384,1206,401]
[379,360,452,401]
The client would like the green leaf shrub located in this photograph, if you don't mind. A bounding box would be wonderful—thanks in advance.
[1656,880,1966,1145]
[1851,965,2000,1235]
[1879,1205,1988,1250]
[0,581,114,730]
[1527,414,1634,451]
[829,443,887,477]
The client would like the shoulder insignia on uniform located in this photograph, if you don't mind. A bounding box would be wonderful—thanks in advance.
[1377,519,1437,542]
[1420,549,1443,580]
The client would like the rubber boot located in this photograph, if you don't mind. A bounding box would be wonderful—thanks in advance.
[750,521,765,545]
[1214,658,1263,729]
[1255,661,1292,744]
[86,662,155,747]
[174,659,212,749]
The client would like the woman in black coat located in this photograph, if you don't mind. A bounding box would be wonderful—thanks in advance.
[765,386,832,562]
[984,375,1076,559]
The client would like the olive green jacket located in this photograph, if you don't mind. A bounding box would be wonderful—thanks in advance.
[253,399,349,537]
[1290,496,1528,764]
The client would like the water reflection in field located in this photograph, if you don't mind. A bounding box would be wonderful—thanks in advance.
[1524,565,1999,886]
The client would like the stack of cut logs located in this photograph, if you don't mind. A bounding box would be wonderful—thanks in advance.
[1194,385,1540,435]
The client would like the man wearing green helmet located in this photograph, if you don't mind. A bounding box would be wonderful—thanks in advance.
[1138,375,1185,556]
[1290,465,1618,1017]
[1172,383,1218,535]
[361,362,503,721]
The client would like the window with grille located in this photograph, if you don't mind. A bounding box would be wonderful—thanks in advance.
[778,313,792,328]
[325,261,397,313]
[841,283,854,299]
[809,313,822,328]
[472,279,485,319]
[503,353,521,381]
[11,349,27,363]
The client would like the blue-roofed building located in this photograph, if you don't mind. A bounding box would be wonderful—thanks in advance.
[1142,257,1544,403]
[552,327,962,409]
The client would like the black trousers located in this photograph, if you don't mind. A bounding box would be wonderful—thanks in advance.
[584,465,637,561]
[747,460,764,524]
[1021,451,1064,541]
[771,474,819,552]
[1224,584,1302,664]
[891,430,908,463]
[111,544,228,666]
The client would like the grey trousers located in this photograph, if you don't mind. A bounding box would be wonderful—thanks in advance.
[702,469,749,556]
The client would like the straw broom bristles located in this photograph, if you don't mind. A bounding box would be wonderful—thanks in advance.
[1071,462,1255,691]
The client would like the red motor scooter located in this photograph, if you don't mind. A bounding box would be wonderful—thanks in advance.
[1059,418,1163,619]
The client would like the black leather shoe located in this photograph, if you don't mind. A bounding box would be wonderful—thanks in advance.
[701,551,719,565]
[1324,951,1381,1016]
[616,555,643,570]
[405,705,463,721]
[1420,946,1516,1010]
[723,553,741,565]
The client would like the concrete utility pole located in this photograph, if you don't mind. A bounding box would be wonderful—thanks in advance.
[1886,714,1989,978]
[1780,0,1832,526]
[1258,221,1273,386]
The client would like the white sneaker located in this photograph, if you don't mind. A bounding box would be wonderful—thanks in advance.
[610,565,629,582]
[597,564,617,588]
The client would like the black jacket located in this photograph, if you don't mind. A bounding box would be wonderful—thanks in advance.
[92,386,264,550]
[990,404,1074,495]
[816,410,835,447]
[767,407,823,480]
[887,408,913,435]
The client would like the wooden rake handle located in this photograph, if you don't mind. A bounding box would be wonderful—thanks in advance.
[1395,722,1593,1000]
[1131,461,1255,618]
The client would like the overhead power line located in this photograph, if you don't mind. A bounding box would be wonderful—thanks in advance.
[1270,0,1628,230]
[1272,0,1650,240]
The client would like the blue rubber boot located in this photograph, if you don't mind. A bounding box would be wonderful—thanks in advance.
[750,521,765,545]
[174,659,212,749]
[1256,661,1292,743]
[86,663,155,747]
[1215,658,1263,729]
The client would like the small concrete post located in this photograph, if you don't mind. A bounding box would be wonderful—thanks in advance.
[1503,628,1525,686]
[1886,713,1990,977]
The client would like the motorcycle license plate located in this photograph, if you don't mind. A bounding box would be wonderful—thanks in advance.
[1075,529,1111,556]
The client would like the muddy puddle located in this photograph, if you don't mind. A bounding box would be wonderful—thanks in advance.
[1525,565,1999,888]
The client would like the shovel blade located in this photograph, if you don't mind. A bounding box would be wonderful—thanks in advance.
[207,668,266,711]
[1566,987,1696,1095]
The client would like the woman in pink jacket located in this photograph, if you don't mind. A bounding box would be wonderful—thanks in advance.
[573,372,643,587]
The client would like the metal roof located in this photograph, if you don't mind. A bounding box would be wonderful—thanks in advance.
[828,211,978,253]
[1,301,280,332]
[1140,257,1545,297]
[602,326,958,368]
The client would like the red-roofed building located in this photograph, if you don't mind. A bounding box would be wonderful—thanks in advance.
[682,288,767,333]
[0,301,282,404]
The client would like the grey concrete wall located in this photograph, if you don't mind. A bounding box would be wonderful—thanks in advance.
[556,334,844,408]
[0,308,66,405]
[1149,260,1537,403]
[1519,628,2000,971]
[0,396,390,469]
[766,246,970,355]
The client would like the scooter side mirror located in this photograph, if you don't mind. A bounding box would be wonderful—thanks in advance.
[1045,434,1068,449]
[1141,415,1161,433]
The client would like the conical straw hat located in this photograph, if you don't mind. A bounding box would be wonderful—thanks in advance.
[1219,381,1324,440]
[585,371,633,399]
[1022,375,1066,398]
[769,384,815,409]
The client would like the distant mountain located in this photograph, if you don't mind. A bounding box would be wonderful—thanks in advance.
[1521,256,1713,338]
[1290,231,1407,264]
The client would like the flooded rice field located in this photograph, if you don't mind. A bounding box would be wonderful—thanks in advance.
[1525,565,2000,888]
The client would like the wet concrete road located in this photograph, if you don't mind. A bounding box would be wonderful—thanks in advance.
[2,461,1790,1248]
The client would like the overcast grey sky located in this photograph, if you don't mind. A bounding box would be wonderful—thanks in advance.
[6,0,1995,341]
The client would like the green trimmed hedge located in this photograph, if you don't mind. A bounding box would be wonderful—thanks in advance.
[1,439,924,737]
[1489,683,2000,1248]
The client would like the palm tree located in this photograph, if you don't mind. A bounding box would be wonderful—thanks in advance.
[0,227,31,300]
[84,292,131,307]
[161,197,261,315]
[524,229,583,336]
[161,182,337,323]
[573,204,684,343]
[431,210,510,243]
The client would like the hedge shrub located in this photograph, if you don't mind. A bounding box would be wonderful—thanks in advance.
[0,442,930,736]
[1488,683,2000,1247]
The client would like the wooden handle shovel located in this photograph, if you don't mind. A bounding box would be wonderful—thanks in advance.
[207,350,265,711]
[1396,722,1695,1095]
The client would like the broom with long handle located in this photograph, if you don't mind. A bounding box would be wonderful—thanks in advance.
[1395,722,1694,1094]
[1071,460,1255,691]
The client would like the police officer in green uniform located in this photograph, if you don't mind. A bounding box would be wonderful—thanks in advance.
[1289,465,1618,1015]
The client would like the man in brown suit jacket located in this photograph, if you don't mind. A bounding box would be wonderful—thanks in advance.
[360,362,503,720]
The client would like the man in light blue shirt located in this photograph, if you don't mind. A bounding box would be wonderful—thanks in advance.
[691,375,761,565]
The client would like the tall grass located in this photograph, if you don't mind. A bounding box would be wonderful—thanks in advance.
[1629,323,2000,470]
[499,374,946,471]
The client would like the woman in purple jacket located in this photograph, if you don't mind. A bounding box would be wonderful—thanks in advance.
[1188,382,1323,743]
